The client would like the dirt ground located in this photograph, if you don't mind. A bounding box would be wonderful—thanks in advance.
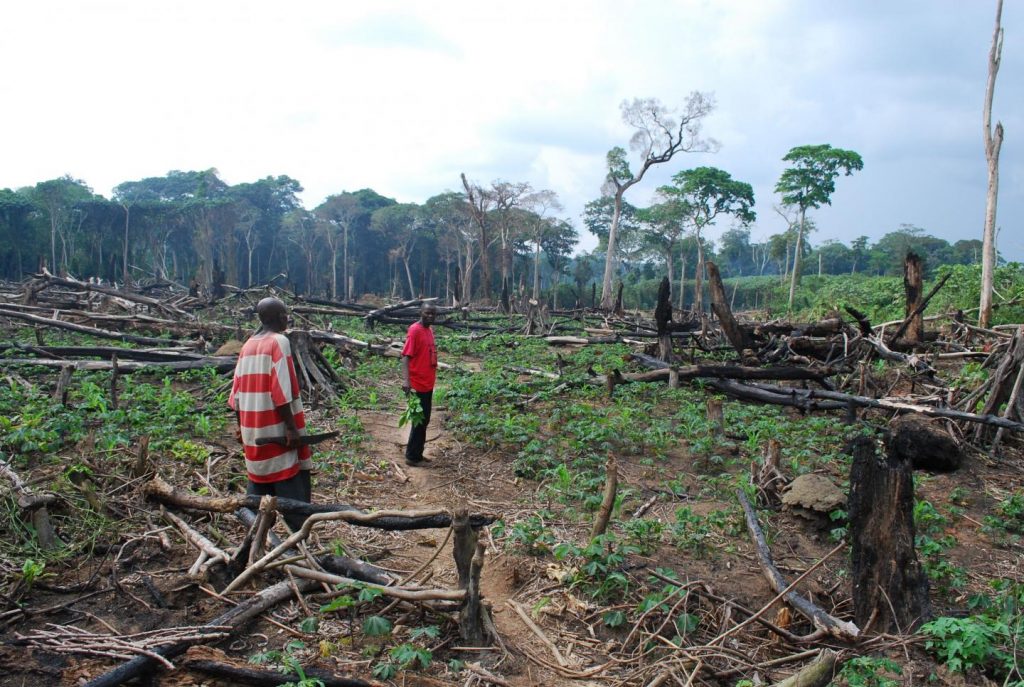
[1,359,1023,687]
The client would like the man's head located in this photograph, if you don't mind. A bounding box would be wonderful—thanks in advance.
[420,303,437,328]
[256,297,290,333]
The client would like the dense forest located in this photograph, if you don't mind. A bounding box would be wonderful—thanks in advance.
[0,170,996,313]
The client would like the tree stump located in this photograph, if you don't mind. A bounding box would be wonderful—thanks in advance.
[654,276,674,363]
[706,398,724,436]
[453,510,487,646]
[706,261,751,361]
[848,436,931,633]
[903,252,924,345]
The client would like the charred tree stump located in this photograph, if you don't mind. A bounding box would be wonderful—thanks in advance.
[654,276,674,363]
[848,436,931,633]
[887,270,951,347]
[613,281,624,317]
[903,252,925,345]
[706,261,751,362]
[453,510,486,645]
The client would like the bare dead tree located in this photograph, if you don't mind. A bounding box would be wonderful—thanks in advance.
[599,93,718,310]
[979,0,1004,328]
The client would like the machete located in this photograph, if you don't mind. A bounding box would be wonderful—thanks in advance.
[254,431,339,447]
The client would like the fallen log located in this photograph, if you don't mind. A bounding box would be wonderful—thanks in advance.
[364,297,439,326]
[771,649,838,687]
[283,565,466,602]
[82,577,319,687]
[0,343,218,362]
[0,307,195,347]
[738,490,860,640]
[182,647,378,687]
[235,507,396,586]
[35,271,193,319]
[545,335,622,345]
[0,357,236,373]
[710,380,1024,432]
[144,476,496,529]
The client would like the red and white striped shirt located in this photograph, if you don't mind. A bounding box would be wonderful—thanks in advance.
[228,332,311,483]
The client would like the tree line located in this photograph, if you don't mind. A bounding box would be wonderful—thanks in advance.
[0,93,998,312]
[0,167,989,311]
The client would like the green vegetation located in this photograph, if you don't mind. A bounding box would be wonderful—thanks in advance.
[922,580,1024,685]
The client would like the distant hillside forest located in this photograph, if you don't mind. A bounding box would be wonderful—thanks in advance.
[0,170,998,311]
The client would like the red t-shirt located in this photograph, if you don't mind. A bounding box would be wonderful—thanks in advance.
[402,321,437,392]
[228,332,311,483]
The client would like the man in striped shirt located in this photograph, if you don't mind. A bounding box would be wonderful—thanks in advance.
[229,297,311,530]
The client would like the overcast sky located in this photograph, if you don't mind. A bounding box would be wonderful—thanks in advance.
[3,1,1021,260]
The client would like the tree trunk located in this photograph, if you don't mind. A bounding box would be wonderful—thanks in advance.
[903,252,925,345]
[600,189,625,310]
[343,223,349,301]
[706,261,749,360]
[694,231,706,313]
[121,204,130,288]
[979,0,1004,329]
[787,208,806,311]
[402,255,415,299]
[678,253,687,310]
[654,276,673,362]
[848,436,931,633]
[460,173,491,303]
[533,241,542,301]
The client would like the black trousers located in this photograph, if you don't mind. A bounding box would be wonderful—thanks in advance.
[247,469,312,531]
[405,390,433,463]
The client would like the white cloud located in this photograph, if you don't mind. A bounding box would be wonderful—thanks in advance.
[1,0,1020,259]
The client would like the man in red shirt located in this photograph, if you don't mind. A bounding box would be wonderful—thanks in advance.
[401,303,438,466]
[229,297,311,529]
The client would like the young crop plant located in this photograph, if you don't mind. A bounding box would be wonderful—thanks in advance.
[623,517,665,555]
[835,656,902,687]
[249,640,325,687]
[554,533,638,603]
[922,581,1024,685]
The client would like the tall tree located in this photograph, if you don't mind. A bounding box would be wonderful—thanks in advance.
[30,176,96,274]
[850,235,870,275]
[521,190,563,300]
[231,176,303,287]
[489,181,532,305]
[775,144,863,311]
[371,203,422,298]
[637,198,691,308]
[314,192,364,300]
[424,192,475,305]
[0,189,38,278]
[460,173,496,302]
[979,0,1004,328]
[541,219,578,309]
[659,167,755,312]
[597,93,717,309]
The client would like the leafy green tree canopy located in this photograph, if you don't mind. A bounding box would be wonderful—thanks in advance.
[774,144,863,211]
